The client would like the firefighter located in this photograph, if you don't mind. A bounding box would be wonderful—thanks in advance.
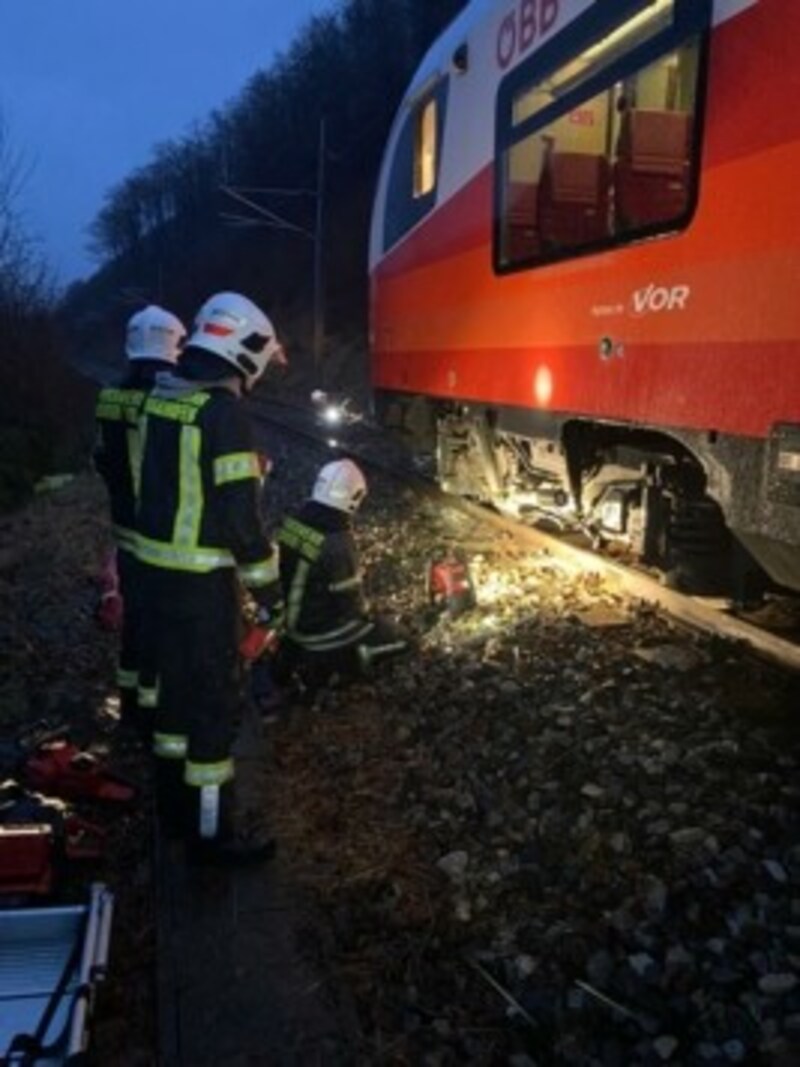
[135,291,285,865]
[94,305,186,740]
[274,458,407,692]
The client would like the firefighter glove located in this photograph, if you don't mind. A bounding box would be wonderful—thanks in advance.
[252,582,285,633]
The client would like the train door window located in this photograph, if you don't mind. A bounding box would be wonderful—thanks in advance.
[414,98,438,198]
[383,79,450,253]
[496,0,708,271]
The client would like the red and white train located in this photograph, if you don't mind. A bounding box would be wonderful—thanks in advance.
[369,0,800,596]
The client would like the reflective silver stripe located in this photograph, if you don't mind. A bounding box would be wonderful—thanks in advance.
[213,452,261,485]
[361,640,407,655]
[154,732,187,759]
[138,683,160,708]
[116,668,139,690]
[291,620,374,651]
[173,425,203,549]
[239,551,280,588]
[199,785,220,838]
[184,758,234,787]
[328,574,362,592]
[134,535,235,572]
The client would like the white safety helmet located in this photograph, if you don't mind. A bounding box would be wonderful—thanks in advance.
[311,459,367,514]
[186,291,284,389]
[126,305,186,363]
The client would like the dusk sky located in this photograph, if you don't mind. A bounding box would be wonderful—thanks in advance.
[0,0,336,284]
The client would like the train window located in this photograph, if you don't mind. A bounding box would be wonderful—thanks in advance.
[496,0,706,271]
[512,0,675,128]
[384,79,450,253]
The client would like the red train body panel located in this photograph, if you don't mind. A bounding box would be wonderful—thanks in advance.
[369,0,800,595]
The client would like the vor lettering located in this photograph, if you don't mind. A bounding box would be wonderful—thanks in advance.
[631,283,690,316]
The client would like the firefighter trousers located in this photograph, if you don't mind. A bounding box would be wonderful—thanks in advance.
[143,567,242,839]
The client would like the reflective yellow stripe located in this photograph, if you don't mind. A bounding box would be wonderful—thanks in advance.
[134,534,235,572]
[184,758,234,787]
[154,732,187,759]
[144,392,210,424]
[97,388,145,424]
[213,452,261,486]
[134,422,233,572]
[128,411,148,501]
[127,428,140,500]
[116,668,139,690]
[96,400,122,421]
[173,425,203,549]
[286,559,310,630]
[278,518,324,561]
[136,393,260,576]
[238,551,279,588]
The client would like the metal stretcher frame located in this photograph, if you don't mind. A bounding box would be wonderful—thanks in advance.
[0,883,114,1066]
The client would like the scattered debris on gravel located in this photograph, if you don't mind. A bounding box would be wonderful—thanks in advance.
[3,430,799,1067]
[260,424,800,1066]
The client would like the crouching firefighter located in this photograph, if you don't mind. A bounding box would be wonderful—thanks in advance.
[274,459,408,691]
[135,291,286,865]
[94,305,186,740]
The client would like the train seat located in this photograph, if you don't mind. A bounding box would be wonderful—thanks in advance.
[505,181,540,261]
[538,152,611,249]
[614,108,691,228]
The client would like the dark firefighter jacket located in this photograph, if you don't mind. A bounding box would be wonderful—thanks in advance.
[133,376,277,592]
[277,500,372,650]
[94,360,168,550]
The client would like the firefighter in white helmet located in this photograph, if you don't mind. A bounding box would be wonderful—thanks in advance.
[134,292,286,865]
[95,305,186,741]
[274,458,407,692]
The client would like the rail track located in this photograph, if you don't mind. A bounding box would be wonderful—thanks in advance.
[249,394,800,674]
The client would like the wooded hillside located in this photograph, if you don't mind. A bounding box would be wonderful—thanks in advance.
[60,0,466,390]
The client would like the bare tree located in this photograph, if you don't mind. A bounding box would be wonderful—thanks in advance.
[0,112,50,310]
[0,112,88,508]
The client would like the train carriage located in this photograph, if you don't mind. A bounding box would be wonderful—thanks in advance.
[369,0,800,596]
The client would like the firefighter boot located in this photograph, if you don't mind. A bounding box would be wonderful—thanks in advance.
[186,781,276,867]
[154,759,188,840]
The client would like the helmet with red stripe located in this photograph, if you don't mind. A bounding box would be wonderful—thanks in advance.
[187,291,285,389]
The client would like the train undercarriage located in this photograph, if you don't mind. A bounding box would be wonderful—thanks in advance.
[380,394,800,603]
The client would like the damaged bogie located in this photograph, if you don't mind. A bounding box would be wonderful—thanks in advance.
[435,406,740,594]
